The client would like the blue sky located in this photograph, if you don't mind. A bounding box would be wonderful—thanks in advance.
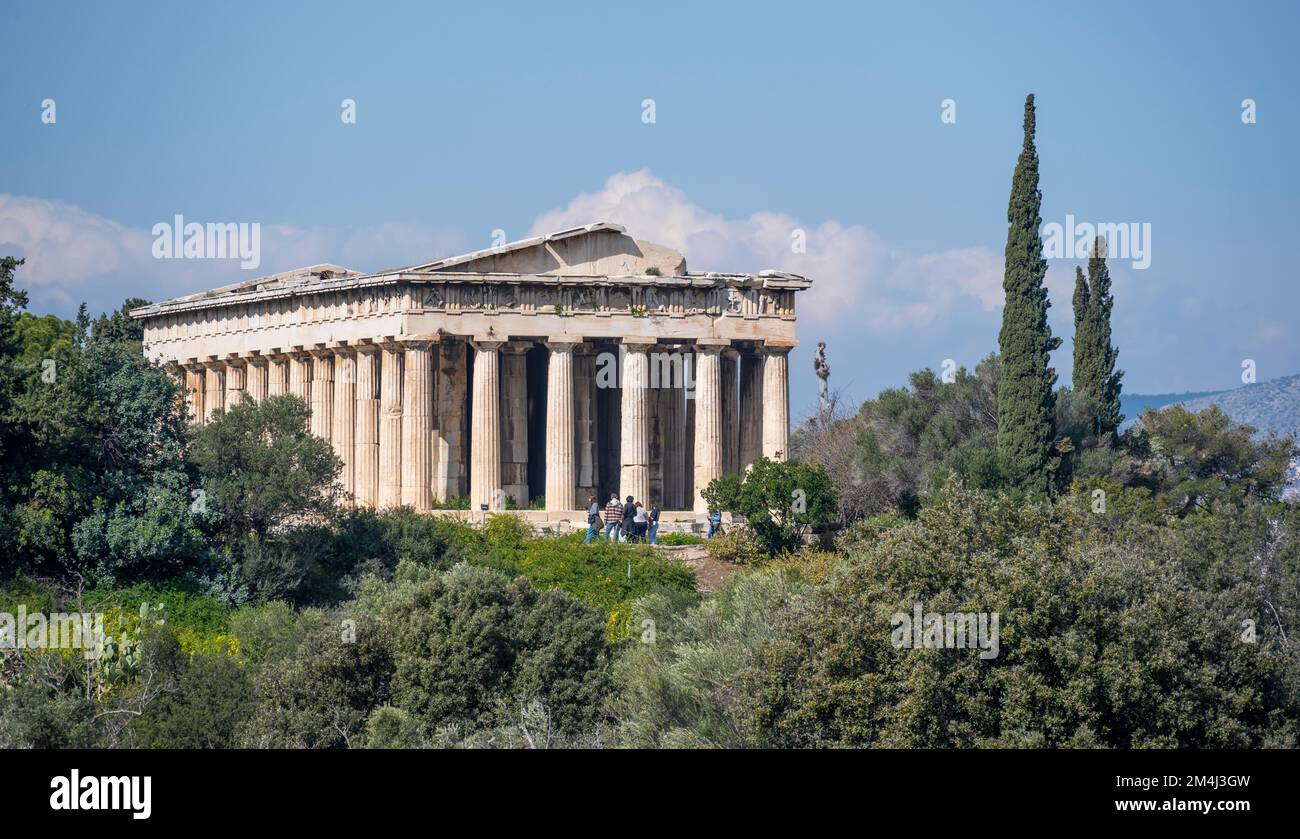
[2,0,1297,414]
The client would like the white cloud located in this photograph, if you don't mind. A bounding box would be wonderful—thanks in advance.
[0,194,149,285]
[0,194,466,314]
[4,174,1001,336]
[529,169,1003,330]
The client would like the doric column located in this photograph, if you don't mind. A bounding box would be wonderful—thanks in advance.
[434,341,468,502]
[354,346,381,508]
[761,343,792,461]
[246,357,269,402]
[684,371,695,506]
[722,348,739,475]
[401,340,433,511]
[469,340,504,511]
[378,343,404,508]
[268,355,289,397]
[620,342,652,505]
[203,361,225,423]
[184,364,205,426]
[500,342,530,507]
[332,348,356,502]
[544,340,577,512]
[659,371,684,509]
[693,344,724,512]
[573,346,599,502]
[288,351,312,408]
[647,358,664,506]
[309,350,334,441]
[224,359,246,409]
[739,349,764,470]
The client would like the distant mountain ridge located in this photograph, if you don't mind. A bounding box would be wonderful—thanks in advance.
[1121,373,1300,440]
[1119,390,1221,427]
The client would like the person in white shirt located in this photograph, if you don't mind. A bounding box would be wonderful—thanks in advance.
[632,502,648,543]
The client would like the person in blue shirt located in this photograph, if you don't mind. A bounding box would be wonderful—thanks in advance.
[583,495,601,544]
[707,509,722,538]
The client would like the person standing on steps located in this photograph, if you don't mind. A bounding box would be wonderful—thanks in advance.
[707,509,722,539]
[648,500,661,545]
[584,495,601,544]
[622,495,637,543]
[604,493,623,542]
[632,499,648,543]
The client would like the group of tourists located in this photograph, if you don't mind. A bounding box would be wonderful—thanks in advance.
[581,494,726,544]
[585,493,660,545]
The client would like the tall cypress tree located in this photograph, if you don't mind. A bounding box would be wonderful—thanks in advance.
[1072,265,1091,381]
[1072,236,1123,435]
[996,94,1059,494]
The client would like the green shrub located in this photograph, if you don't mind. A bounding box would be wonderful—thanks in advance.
[702,456,838,556]
[612,572,810,748]
[654,532,704,546]
[228,600,303,664]
[364,705,429,748]
[484,512,532,549]
[127,625,251,748]
[383,563,611,735]
[84,581,229,637]
[239,611,394,748]
[0,573,58,613]
[0,653,96,748]
[490,533,698,641]
[834,512,906,554]
[704,530,766,566]
[763,548,841,584]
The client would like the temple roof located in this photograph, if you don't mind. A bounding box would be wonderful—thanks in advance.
[131,222,810,318]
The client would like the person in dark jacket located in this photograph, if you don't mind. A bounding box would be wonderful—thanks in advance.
[648,501,661,545]
[622,495,637,542]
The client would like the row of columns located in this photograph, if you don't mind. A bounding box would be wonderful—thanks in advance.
[183,339,791,513]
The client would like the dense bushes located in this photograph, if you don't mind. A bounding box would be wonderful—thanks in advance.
[612,572,809,748]
[748,483,1300,748]
[239,560,616,747]
[0,518,696,747]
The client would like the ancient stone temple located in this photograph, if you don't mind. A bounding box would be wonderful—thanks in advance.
[132,223,811,521]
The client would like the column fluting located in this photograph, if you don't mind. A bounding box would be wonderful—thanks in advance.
[354,346,381,508]
[544,341,577,511]
[246,358,269,402]
[401,341,433,511]
[693,345,724,512]
[332,348,357,502]
[620,342,652,506]
[761,345,791,461]
[378,343,404,508]
[203,362,225,423]
[469,340,504,511]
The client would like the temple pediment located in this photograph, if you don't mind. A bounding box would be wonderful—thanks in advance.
[412,223,688,278]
